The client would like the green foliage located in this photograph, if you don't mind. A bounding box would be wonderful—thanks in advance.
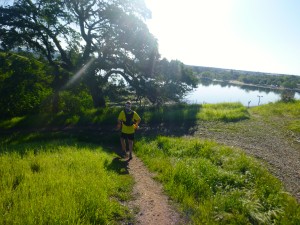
[142,59,198,104]
[79,107,121,126]
[282,81,297,89]
[197,102,250,122]
[0,0,160,108]
[0,52,52,118]
[0,1,200,108]
[280,90,297,102]
[58,89,94,114]
[135,136,300,224]
[0,139,133,224]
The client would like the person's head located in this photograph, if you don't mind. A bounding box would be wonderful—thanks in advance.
[125,101,131,111]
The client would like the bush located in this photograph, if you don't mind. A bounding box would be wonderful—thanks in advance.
[0,52,52,118]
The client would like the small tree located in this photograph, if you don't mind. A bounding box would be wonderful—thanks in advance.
[280,90,296,102]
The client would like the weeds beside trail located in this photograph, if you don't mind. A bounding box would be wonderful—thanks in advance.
[193,102,300,202]
[135,136,300,224]
[0,140,134,224]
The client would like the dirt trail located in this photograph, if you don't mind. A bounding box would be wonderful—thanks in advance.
[127,154,183,225]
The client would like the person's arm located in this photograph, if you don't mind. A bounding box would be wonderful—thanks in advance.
[134,112,141,129]
[116,111,123,131]
[116,120,122,131]
[135,118,141,126]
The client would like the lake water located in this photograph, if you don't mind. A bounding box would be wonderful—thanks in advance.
[184,83,300,107]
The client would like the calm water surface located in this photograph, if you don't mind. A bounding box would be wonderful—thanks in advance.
[184,83,300,107]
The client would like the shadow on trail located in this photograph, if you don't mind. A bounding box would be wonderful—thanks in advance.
[104,157,130,175]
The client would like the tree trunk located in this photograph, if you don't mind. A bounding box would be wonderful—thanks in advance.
[85,79,106,108]
[52,92,60,113]
[90,89,106,108]
[51,66,61,114]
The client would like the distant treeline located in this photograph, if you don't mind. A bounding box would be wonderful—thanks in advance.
[189,65,300,90]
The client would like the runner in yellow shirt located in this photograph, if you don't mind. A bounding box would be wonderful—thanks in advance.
[116,101,141,159]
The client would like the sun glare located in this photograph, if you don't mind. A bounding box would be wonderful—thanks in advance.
[145,0,235,65]
[63,58,96,89]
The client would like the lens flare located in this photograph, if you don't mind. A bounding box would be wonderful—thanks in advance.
[63,58,96,89]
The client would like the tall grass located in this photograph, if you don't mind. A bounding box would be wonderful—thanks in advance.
[135,136,300,224]
[197,102,250,122]
[0,139,133,224]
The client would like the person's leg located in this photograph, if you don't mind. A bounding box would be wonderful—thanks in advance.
[120,137,127,157]
[127,133,135,159]
[128,139,133,159]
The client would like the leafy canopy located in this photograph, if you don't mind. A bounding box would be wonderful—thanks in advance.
[0,0,197,108]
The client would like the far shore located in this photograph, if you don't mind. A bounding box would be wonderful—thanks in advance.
[211,79,300,93]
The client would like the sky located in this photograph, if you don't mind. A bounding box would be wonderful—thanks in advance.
[144,0,300,76]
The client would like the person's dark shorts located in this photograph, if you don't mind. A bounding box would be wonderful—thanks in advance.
[121,132,135,140]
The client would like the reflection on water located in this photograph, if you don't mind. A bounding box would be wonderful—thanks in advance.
[184,81,300,107]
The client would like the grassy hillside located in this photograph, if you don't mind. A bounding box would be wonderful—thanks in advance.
[0,101,299,224]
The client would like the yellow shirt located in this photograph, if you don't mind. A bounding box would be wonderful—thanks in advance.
[118,110,141,134]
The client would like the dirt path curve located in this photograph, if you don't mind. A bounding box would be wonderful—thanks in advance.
[127,154,184,225]
[194,118,300,202]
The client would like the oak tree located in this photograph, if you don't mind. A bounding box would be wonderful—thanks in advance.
[0,0,197,109]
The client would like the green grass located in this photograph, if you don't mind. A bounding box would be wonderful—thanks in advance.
[251,100,300,118]
[197,102,250,122]
[0,139,133,224]
[135,136,300,225]
[251,100,300,134]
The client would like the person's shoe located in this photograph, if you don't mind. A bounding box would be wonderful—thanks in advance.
[129,153,133,159]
